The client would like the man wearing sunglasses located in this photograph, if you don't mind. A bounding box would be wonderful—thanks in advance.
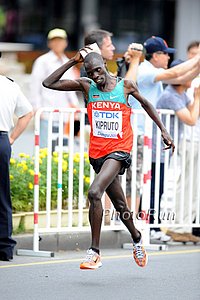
[133,36,200,108]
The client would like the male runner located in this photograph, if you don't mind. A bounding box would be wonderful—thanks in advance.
[43,48,174,270]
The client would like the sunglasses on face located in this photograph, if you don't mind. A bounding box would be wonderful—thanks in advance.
[156,51,169,55]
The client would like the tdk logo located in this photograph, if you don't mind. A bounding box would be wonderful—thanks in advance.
[94,111,119,118]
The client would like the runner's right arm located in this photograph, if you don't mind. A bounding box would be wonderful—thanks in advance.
[42,50,90,97]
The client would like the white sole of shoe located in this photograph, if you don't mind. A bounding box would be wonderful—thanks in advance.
[80,262,102,270]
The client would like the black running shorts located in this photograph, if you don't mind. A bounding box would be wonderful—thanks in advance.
[89,151,132,175]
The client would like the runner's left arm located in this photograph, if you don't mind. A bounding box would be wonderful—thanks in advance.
[125,80,175,152]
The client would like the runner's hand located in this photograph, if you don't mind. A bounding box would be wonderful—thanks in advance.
[161,130,175,153]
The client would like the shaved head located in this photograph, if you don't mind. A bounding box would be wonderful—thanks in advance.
[84,52,104,71]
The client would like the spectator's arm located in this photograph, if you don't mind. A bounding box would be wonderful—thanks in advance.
[155,52,200,84]
[124,44,143,81]
[178,85,200,125]
[9,111,33,145]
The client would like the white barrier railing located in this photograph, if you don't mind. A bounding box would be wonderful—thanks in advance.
[17,107,200,256]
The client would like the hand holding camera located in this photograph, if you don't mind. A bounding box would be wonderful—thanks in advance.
[124,43,144,63]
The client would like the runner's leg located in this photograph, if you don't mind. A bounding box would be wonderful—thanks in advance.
[106,176,141,242]
[88,159,122,250]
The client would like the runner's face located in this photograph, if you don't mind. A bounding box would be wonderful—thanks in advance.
[86,66,106,85]
[100,36,115,60]
[86,60,106,85]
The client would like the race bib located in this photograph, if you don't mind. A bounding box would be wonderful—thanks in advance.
[92,109,122,139]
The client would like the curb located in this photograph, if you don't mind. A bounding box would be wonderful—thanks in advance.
[14,230,132,253]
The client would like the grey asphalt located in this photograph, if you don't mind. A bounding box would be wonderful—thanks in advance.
[0,245,200,300]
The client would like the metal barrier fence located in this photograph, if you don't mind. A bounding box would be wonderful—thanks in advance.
[17,107,200,256]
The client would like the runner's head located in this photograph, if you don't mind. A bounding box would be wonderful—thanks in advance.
[84,53,107,85]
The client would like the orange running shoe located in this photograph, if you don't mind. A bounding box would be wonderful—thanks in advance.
[133,238,148,267]
[80,249,102,270]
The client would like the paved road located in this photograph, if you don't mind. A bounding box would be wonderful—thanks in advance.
[0,246,199,300]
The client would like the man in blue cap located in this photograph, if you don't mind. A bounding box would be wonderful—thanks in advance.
[135,36,199,107]
[151,58,200,243]
[124,36,200,242]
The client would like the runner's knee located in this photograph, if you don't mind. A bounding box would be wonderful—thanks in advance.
[88,187,101,203]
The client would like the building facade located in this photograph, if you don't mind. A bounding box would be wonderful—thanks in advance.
[0,0,199,58]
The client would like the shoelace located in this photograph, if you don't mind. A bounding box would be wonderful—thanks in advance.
[84,249,96,262]
[134,244,144,259]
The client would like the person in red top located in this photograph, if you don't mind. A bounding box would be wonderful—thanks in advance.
[43,48,174,270]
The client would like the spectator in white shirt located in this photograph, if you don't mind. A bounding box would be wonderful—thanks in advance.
[0,63,33,260]
[30,28,80,148]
